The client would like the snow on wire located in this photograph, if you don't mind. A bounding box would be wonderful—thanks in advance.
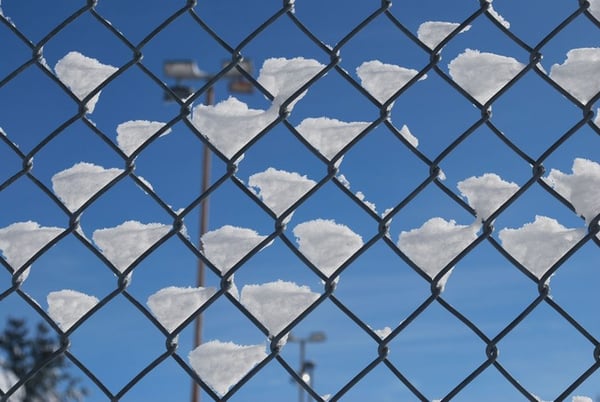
[0,0,600,401]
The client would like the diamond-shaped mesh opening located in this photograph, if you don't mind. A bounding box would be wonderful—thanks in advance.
[1,2,599,401]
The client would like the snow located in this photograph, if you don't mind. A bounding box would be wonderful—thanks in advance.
[116,120,172,157]
[549,48,600,104]
[399,124,419,148]
[0,221,63,282]
[54,51,118,113]
[590,0,600,20]
[417,21,471,49]
[201,225,269,274]
[295,117,370,160]
[0,366,25,402]
[192,97,274,160]
[257,57,325,108]
[373,326,392,339]
[571,397,593,402]
[248,168,316,216]
[240,280,320,339]
[47,290,99,331]
[147,286,217,332]
[487,3,511,29]
[398,218,479,290]
[51,162,123,212]
[92,220,171,273]
[545,158,600,225]
[457,173,519,221]
[499,216,585,279]
[357,60,426,104]
[448,49,524,104]
[293,219,363,277]
[188,340,267,396]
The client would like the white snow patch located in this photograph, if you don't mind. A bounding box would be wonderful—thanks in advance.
[201,225,269,274]
[572,397,593,402]
[357,60,426,104]
[398,218,479,290]
[47,290,99,331]
[52,162,123,212]
[295,117,370,161]
[550,48,600,104]
[92,221,171,273]
[192,97,274,160]
[373,326,392,339]
[546,158,600,225]
[448,49,524,104]
[487,4,510,29]
[188,340,267,396]
[355,191,377,213]
[248,168,316,217]
[0,366,25,402]
[54,51,118,113]
[293,219,363,277]
[0,221,63,282]
[417,21,471,49]
[240,280,319,339]
[499,216,585,279]
[590,0,600,20]
[458,173,519,222]
[399,124,419,148]
[147,286,217,332]
[257,57,325,108]
[116,120,172,157]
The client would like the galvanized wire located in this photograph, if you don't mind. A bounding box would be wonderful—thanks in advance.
[1,0,599,401]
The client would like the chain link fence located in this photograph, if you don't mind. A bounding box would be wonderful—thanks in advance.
[1,0,600,401]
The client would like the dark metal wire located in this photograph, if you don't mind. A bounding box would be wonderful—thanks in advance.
[0,1,599,401]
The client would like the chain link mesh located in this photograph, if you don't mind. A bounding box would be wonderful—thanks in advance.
[1,0,599,401]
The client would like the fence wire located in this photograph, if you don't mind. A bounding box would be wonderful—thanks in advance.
[1,0,599,401]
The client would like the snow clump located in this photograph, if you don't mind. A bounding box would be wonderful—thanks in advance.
[293,219,363,278]
[92,220,171,273]
[549,48,600,104]
[147,286,217,332]
[0,221,63,282]
[458,173,519,222]
[52,162,123,212]
[116,120,172,157]
[448,49,524,104]
[47,290,99,331]
[201,225,269,274]
[545,158,600,225]
[357,60,426,104]
[257,57,325,109]
[417,21,471,49]
[54,51,118,113]
[398,218,479,291]
[188,340,267,396]
[295,117,370,162]
[499,216,585,280]
[248,168,316,217]
[240,280,320,340]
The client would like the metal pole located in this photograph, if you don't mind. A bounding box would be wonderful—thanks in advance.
[191,85,215,402]
[298,339,306,402]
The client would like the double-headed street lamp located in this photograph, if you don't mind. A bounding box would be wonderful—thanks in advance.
[289,331,326,402]
[163,59,253,402]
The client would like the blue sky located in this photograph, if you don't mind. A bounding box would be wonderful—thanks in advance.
[1,0,599,401]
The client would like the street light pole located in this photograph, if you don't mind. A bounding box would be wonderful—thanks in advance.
[288,332,326,402]
[190,85,214,402]
[163,59,253,402]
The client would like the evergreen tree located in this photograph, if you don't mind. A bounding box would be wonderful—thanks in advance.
[0,318,87,401]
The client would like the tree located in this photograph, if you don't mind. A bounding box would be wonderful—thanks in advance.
[0,318,87,402]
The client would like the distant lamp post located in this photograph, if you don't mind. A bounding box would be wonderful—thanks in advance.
[289,332,326,402]
[163,58,253,402]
